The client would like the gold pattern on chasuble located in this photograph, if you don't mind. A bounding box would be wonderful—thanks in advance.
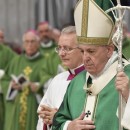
[45,53,50,57]
[19,66,33,130]
[23,66,32,77]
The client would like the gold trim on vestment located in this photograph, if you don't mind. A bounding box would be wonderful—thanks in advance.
[81,0,89,36]
[19,66,32,130]
[93,95,99,121]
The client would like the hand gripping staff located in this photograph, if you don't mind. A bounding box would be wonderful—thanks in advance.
[106,1,130,130]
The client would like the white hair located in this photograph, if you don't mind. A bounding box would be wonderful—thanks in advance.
[61,26,76,34]
[22,31,40,42]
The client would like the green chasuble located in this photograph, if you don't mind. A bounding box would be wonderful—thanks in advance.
[94,0,113,11]
[52,64,130,130]
[0,44,17,70]
[40,40,57,57]
[122,37,130,60]
[1,52,46,130]
[94,0,114,20]
[0,44,17,130]
[0,93,4,130]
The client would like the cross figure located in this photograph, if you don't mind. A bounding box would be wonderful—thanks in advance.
[85,110,91,117]
[23,66,32,77]
[87,90,92,95]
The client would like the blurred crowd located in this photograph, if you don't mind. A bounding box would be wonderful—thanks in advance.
[0,22,62,130]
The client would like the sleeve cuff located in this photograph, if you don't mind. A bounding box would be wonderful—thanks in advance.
[63,121,72,130]
[116,97,127,118]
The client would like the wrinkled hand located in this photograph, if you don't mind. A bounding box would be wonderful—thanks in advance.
[115,71,130,101]
[29,82,39,92]
[11,80,21,90]
[38,105,58,125]
[67,113,95,130]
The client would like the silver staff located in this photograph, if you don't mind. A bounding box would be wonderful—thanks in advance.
[106,1,130,130]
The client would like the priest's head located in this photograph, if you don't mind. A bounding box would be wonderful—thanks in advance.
[55,26,83,69]
[37,22,52,44]
[22,30,40,56]
[74,0,115,76]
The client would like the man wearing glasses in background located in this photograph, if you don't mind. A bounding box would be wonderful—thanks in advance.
[37,26,85,130]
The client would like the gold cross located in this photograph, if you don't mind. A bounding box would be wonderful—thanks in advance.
[23,66,32,76]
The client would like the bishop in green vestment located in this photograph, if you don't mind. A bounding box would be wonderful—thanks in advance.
[37,22,59,58]
[1,30,49,130]
[52,0,130,130]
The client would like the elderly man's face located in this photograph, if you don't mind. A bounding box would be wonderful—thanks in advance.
[79,44,114,76]
[57,33,83,69]
[23,32,40,56]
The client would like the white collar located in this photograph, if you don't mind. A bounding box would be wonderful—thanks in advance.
[69,64,84,75]
[25,52,40,60]
[41,40,53,48]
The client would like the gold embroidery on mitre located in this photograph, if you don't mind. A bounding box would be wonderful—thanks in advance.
[78,37,109,45]
[81,0,89,37]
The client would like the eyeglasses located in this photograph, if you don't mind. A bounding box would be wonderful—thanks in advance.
[55,46,79,54]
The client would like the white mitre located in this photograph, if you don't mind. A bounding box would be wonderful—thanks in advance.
[74,0,114,45]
